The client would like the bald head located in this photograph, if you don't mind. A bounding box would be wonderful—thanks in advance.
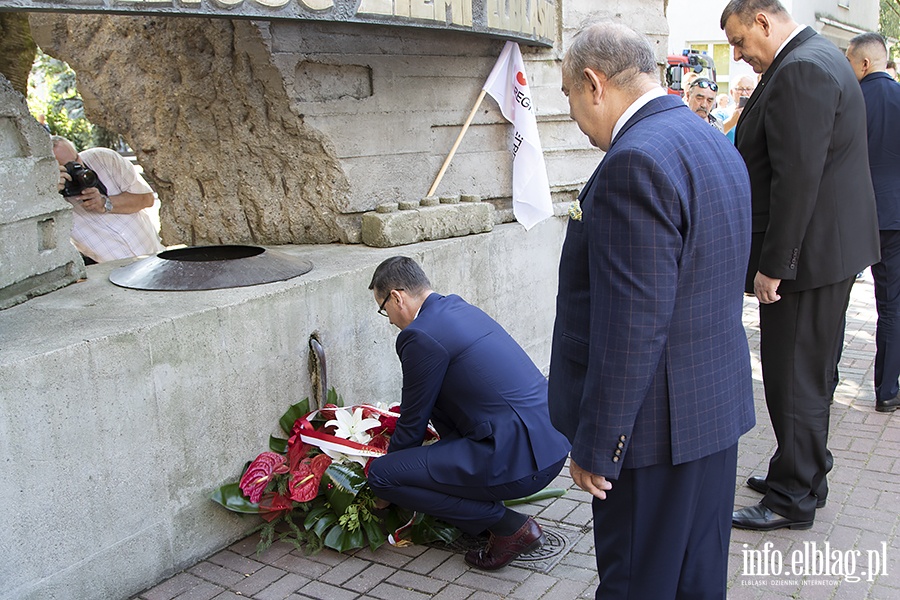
[846,32,888,81]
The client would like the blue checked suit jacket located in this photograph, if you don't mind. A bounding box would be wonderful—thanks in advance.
[548,94,756,479]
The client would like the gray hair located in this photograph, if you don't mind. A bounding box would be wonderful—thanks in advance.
[562,22,656,93]
[50,135,77,153]
[720,0,788,30]
[848,32,888,68]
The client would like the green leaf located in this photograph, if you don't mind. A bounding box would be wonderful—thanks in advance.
[269,436,288,454]
[324,462,368,496]
[327,387,343,407]
[361,519,387,552]
[408,514,461,545]
[324,523,366,552]
[210,483,261,514]
[279,398,311,435]
[325,483,357,517]
[503,487,567,506]
[306,508,338,539]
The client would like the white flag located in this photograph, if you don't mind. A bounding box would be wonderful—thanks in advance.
[483,41,553,230]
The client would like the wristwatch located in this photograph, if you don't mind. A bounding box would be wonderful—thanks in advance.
[103,195,113,213]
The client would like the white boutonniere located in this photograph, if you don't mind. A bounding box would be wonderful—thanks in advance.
[567,199,583,221]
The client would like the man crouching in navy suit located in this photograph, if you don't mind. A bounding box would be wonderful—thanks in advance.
[366,256,571,570]
[549,23,755,598]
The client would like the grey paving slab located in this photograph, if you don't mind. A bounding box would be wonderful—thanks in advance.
[134,273,900,599]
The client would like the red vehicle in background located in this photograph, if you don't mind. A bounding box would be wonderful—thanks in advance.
[666,49,717,96]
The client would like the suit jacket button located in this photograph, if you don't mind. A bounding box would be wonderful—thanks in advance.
[617,442,624,449]
[619,435,627,442]
[612,456,619,462]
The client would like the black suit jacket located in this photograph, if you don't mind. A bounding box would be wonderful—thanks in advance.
[735,27,880,293]
[860,72,900,231]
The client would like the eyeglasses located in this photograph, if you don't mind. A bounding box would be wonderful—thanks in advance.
[689,79,718,92]
[734,87,754,93]
[377,289,404,317]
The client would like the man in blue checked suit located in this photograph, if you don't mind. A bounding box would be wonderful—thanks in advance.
[549,22,755,599]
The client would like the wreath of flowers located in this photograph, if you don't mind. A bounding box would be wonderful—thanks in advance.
[212,389,460,554]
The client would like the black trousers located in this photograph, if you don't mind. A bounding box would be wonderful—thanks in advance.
[872,230,900,401]
[591,444,738,600]
[759,277,854,521]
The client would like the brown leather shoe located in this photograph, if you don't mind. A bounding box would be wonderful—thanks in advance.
[464,517,546,571]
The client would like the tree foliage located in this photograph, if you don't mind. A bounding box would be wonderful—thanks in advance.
[27,48,124,151]
[27,49,93,149]
[883,0,900,58]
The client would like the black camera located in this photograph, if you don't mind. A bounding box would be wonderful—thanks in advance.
[61,161,108,197]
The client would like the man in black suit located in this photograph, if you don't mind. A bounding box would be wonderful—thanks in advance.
[721,0,880,530]
[847,33,900,413]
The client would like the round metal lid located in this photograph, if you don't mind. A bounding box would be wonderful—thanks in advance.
[108,245,313,291]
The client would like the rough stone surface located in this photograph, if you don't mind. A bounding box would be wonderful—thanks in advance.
[29,14,350,246]
[361,202,494,248]
[0,75,84,309]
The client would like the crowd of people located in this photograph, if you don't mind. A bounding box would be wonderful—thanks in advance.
[364,1,899,599]
[32,2,898,597]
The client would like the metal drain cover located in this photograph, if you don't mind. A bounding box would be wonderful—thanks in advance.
[432,522,586,573]
[109,245,313,291]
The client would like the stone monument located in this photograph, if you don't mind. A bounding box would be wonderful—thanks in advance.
[0,75,85,309]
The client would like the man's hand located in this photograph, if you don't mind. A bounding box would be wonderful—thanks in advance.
[570,459,612,500]
[723,107,743,134]
[57,164,71,193]
[754,272,782,304]
[71,187,108,213]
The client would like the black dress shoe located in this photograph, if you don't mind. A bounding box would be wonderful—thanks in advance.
[876,397,900,413]
[465,517,545,570]
[746,476,826,508]
[732,503,813,531]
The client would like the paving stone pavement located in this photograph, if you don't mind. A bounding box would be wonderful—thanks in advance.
[135,272,900,600]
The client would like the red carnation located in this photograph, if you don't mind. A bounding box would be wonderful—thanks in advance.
[379,416,399,436]
[239,452,289,503]
[368,434,390,452]
[319,403,339,422]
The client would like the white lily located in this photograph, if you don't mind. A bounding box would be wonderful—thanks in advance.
[320,447,370,468]
[325,407,382,445]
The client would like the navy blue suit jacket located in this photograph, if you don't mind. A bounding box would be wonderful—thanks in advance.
[860,71,900,231]
[548,95,755,479]
[389,293,570,486]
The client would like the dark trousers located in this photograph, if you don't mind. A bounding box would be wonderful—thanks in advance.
[872,230,900,401]
[367,447,565,535]
[591,444,738,600]
[759,277,854,521]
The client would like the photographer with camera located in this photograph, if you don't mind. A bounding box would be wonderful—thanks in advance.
[723,74,757,143]
[51,136,164,264]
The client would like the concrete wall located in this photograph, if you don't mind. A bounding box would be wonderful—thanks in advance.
[0,220,566,600]
[262,19,600,229]
[0,1,671,597]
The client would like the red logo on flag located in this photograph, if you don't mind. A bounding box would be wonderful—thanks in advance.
[516,71,527,86]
